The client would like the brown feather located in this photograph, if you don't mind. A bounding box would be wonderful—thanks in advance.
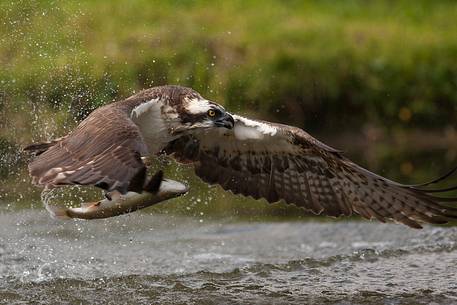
[165,115,457,228]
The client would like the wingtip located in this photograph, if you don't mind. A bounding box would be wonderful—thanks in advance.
[408,165,457,189]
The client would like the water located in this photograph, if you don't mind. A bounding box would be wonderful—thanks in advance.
[1,209,457,305]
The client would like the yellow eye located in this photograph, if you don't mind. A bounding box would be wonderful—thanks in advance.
[208,109,216,117]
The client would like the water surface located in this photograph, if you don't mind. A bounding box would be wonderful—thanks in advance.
[1,209,457,305]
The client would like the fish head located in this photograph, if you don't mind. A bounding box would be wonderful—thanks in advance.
[157,179,189,200]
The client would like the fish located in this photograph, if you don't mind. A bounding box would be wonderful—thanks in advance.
[44,178,189,220]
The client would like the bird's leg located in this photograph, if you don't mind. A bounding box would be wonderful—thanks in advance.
[143,170,164,193]
[103,190,122,202]
[104,192,112,201]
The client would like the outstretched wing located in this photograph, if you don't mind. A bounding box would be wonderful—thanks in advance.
[25,105,149,194]
[165,114,457,228]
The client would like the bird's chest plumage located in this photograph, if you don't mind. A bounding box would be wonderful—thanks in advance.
[131,99,178,154]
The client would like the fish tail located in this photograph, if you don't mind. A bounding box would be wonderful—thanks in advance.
[45,204,71,220]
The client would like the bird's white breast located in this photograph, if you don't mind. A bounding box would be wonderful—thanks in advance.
[131,99,176,154]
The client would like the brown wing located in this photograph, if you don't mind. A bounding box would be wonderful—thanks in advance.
[165,114,457,228]
[25,105,149,194]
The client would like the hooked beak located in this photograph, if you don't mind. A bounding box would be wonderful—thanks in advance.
[214,113,235,129]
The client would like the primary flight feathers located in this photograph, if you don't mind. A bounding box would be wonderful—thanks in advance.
[24,85,457,228]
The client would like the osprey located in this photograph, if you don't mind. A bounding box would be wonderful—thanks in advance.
[25,85,457,228]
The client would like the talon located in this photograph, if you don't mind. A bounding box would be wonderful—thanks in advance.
[104,192,112,201]
[144,170,164,193]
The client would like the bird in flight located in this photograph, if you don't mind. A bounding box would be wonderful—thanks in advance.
[25,85,457,228]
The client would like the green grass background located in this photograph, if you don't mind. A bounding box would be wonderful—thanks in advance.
[1,0,457,219]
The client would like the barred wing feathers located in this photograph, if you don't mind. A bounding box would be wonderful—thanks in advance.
[165,115,457,228]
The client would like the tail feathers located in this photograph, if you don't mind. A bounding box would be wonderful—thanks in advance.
[23,136,66,156]
[45,204,71,220]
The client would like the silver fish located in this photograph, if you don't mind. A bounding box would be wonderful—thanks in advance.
[45,179,188,220]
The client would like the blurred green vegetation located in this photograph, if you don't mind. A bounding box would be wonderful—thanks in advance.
[1,0,457,218]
